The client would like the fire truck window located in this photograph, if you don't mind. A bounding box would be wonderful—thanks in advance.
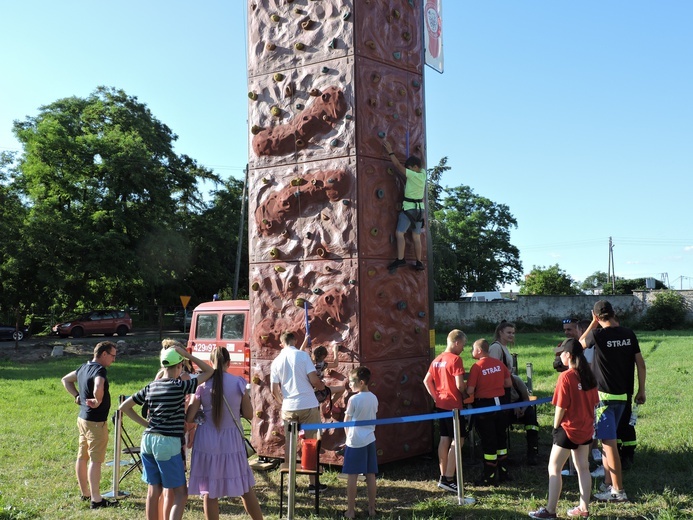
[195,314,218,339]
[221,314,244,340]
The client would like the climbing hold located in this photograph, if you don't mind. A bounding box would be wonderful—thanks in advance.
[328,38,338,49]
[399,88,406,96]
[266,42,276,51]
[393,51,401,60]
[326,316,335,325]
[290,177,304,186]
[372,73,381,83]
[284,85,293,97]
[321,66,329,73]
[251,282,260,291]
[312,288,322,294]
[345,114,353,120]
[367,268,376,277]
[327,178,335,184]
[342,10,351,20]
[393,113,399,119]
[309,88,321,96]
[321,212,329,220]
[370,228,378,236]
[392,8,401,19]
[414,326,421,333]
[330,138,339,147]
[377,449,383,456]
[322,114,330,122]
[294,298,306,307]
[418,311,426,318]
[271,14,280,22]
[288,281,295,288]
[366,40,376,50]
[294,42,305,50]
[252,375,261,385]
[311,179,317,185]
[295,103,304,110]
[317,248,326,257]
[273,73,285,82]
[248,91,258,100]
[397,301,407,310]
[262,177,270,184]
[269,247,279,258]
[295,138,305,147]
[402,31,411,41]
[255,410,262,417]
[376,188,384,199]
[387,101,394,107]
[272,431,280,437]
[260,335,269,341]
[387,167,394,175]
[373,331,382,341]
[412,79,421,88]
[325,266,331,272]
[274,265,286,272]
[270,106,282,117]
[251,125,263,135]
[368,98,377,107]
[348,279,357,285]
[415,108,422,116]
[377,131,385,138]
[306,231,312,238]
[342,199,350,205]
[400,374,408,384]
[261,218,269,224]
[294,7,302,14]
[301,18,314,30]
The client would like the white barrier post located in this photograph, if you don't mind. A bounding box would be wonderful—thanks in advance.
[526,362,534,394]
[286,421,298,520]
[452,409,475,505]
[104,395,130,499]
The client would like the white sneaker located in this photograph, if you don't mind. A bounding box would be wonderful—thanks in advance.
[594,488,628,502]
[592,448,602,462]
[598,483,611,493]
[590,466,604,478]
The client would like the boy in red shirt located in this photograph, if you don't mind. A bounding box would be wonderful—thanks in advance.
[467,339,512,486]
[423,329,467,492]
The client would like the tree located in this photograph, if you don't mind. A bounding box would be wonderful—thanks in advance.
[428,163,522,300]
[642,291,689,329]
[10,86,218,313]
[520,264,581,295]
[581,271,609,293]
[611,277,667,295]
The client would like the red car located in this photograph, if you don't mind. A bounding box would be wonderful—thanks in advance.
[52,310,132,338]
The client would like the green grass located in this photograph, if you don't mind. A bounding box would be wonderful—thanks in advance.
[0,331,692,519]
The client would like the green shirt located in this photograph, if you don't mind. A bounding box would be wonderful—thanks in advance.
[402,168,426,211]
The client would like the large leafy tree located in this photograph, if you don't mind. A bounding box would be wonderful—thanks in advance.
[520,264,581,295]
[11,86,218,312]
[428,161,522,300]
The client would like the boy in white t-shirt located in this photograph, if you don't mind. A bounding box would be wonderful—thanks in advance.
[342,367,379,519]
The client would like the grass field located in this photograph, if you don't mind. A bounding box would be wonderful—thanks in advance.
[0,331,692,519]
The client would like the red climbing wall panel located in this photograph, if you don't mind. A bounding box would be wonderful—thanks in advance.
[247,0,431,465]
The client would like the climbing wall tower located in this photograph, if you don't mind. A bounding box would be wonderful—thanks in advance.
[247,0,430,465]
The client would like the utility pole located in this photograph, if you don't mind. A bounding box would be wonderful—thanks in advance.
[607,237,616,293]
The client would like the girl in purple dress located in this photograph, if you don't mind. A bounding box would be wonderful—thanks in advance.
[186,347,263,520]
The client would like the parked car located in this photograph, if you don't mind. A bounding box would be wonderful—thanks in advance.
[52,310,132,338]
[0,324,29,341]
[173,311,192,332]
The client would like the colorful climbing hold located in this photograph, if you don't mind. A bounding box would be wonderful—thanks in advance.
[377,131,386,138]
[402,31,411,41]
[330,138,339,147]
[415,108,422,116]
[376,188,385,199]
[370,228,378,236]
[270,106,282,117]
[328,38,338,49]
[251,125,263,135]
[269,247,279,258]
[366,40,376,50]
[412,79,421,88]
[266,42,276,51]
[301,18,314,30]
[367,268,376,277]
[251,282,260,291]
[309,88,321,96]
[373,331,382,341]
[274,265,286,272]
[392,9,401,19]
[295,103,304,110]
[271,13,280,22]
[295,298,305,307]
[321,66,329,73]
[397,301,407,310]
[316,248,326,257]
[273,73,285,82]
[393,51,401,60]
[294,42,305,50]
[248,91,258,100]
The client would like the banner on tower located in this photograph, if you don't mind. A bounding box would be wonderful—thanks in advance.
[424,0,444,73]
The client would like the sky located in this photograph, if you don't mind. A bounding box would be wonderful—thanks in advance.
[1,1,692,291]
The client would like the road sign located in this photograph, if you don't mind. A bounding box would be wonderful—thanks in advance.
[180,295,191,308]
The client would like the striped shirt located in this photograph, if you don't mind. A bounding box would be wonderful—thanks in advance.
[132,378,198,438]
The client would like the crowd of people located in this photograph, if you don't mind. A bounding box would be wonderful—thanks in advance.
[60,299,646,519]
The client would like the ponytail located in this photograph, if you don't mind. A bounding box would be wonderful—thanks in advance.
[210,347,230,428]
[573,352,597,391]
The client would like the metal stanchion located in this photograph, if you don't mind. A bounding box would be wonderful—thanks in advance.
[452,409,475,505]
[286,421,298,520]
[526,362,534,394]
[103,395,129,499]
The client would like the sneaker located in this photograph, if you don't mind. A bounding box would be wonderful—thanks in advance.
[90,499,118,509]
[437,478,458,493]
[598,483,611,493]
[592,448,602,462]
[388,258,406,270]
[307,483,328,495]
[590,466,605,478]
[414,260,425,271]
[594,488,628,502]
[528,507,557,519]
[567,505,589,518]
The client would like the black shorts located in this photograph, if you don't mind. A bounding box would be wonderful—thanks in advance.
[436,408,466,438]
[553,426,592,450]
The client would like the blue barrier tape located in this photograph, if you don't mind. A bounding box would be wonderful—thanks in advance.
[300,397,551,432]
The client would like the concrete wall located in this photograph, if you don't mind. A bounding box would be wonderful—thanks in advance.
[434,290,693,328]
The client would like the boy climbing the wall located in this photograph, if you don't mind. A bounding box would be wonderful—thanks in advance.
[382,139,426,271]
